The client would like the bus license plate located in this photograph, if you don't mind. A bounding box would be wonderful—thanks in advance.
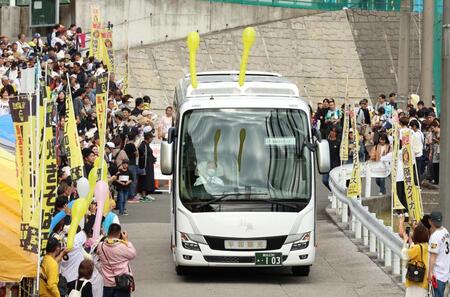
[255,252,282,266]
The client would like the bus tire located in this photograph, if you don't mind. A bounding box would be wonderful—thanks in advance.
[292,265,310,276]
[175,265,189,276]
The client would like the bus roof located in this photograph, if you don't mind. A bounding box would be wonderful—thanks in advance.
[177,71,300,101]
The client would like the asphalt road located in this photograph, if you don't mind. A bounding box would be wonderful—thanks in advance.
[120,178,403,297]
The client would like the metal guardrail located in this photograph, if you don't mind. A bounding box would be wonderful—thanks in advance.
[328,161,406,282]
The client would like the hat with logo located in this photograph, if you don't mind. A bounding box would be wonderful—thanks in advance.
[430,211,443,227]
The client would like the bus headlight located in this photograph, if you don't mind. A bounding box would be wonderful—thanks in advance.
[180,232,207,251]
[285,232,311,251]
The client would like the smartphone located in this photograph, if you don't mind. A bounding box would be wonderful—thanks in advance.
[405,226,411,236]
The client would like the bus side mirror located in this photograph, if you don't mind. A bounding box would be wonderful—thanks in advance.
[315,139,330,174]
[160,141,173,175]
[167,127,177,144]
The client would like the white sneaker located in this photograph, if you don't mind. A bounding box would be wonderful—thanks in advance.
[146,195,155,201]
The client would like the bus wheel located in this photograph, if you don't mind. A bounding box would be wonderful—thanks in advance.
[175,265,189,276]
[292,265,310,276]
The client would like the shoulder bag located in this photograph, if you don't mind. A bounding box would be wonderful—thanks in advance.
[406,244,426,282]
[101,242,135,292]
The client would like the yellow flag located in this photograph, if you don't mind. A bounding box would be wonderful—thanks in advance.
[347,106,361,198]
[390,122,405,210]
[340,104,349,161]
[402,130,422,221]
[8,95,36,252]
[64,90,84,180]
[95,72,109,179]
[90,6,101,58]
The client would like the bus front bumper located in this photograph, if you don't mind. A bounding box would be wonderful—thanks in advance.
[174,242,315,267]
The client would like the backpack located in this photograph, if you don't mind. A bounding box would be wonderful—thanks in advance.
[68,279,88,297]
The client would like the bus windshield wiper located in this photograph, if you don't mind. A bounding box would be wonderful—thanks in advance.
[243,198,302,210]
[192,192,247,210]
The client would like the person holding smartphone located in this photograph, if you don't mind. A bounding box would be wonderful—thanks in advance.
[114,159,133,216]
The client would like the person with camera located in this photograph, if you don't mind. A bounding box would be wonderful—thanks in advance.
[97,223,136,297]
[400,215,430,297]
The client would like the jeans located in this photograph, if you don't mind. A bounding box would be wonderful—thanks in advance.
[433,279,446,297]
[322,174,331,191]
[117,189,129,214]
[415,156,426,182]
[375,178,386,194]
[128,164,138,199]
[103,287,130,297]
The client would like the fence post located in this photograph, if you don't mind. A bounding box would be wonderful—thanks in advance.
[355,218,362,240]
[331,194,337,209]
[362,206,369,246]
[369,214,377,253]
[341,203,348,223]
[401,259,407,283]
[384,226,392,268]
[351,215,356,232]
[365,163,372,198]
[377,219,385,260]
[393,253,401,275]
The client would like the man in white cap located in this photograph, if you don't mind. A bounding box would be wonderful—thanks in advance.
[428,211,450,297]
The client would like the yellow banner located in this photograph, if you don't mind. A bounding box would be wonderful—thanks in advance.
[340,104,349,161]
[402,130,422,221]
[89,6,101,58]
[96,72,108,176]
[390,122,405,210]
[64,91,84,180]
[347,106,361,198]
[9,96,36,252]
[101,29,114,73]
[39,96,58,255]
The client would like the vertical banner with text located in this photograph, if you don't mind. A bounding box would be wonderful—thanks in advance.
[96,72,109,176]
[9,96,36,252]
[64,90,84,180]
[347,106,361,198]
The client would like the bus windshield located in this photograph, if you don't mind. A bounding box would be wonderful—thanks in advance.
[179,108,312,212]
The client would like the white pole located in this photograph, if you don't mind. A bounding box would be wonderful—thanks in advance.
[35,96,47,295]
[341,203,348,224]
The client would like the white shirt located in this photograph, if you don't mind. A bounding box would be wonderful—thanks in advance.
[412,130,424,157]
[159,116,173,139]
[0,100,9,116]
[51,37,66,47]
[429,227,450,282]
[60,231,87,282]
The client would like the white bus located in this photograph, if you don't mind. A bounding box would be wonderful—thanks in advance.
[160,71,330,276]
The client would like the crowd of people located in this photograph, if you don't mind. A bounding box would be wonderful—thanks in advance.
[314,93,440,199]
[314,93,446,297]
[0,23,176,297]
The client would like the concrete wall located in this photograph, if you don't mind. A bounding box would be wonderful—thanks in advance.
[74,0,316,50]
[348,10,421,101]
[117,10,370,111]
[0,6,21,38]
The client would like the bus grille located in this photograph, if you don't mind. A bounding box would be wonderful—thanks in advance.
[204,235,288,251]
[203,256,288,263]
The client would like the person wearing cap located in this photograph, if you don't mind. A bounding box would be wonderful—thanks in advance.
[428,211,450,297]
[113,159,133,216]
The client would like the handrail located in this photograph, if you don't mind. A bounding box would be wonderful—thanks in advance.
[328,161,405,279]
